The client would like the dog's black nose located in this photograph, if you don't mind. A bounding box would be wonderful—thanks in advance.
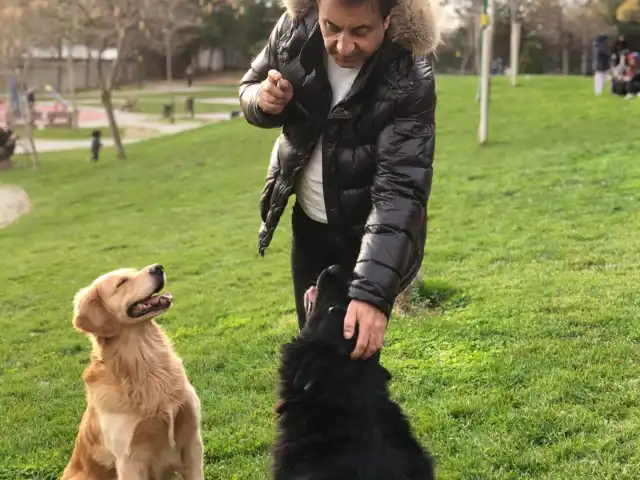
[150,264,164,275]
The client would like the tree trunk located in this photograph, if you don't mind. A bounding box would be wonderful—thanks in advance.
[20,92,39,169]
[561,47,570,75]
[85,49,92,90]
[580,35,589,75]
[165,32,175,123]
[166,32,173,85]
[67,45,78,129]
[101,90,126,160]
[460,51,471,75]
[207,48,214,72]
[472,20,481,75]
[57,43,63,90]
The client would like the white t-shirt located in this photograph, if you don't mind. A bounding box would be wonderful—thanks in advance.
[296,55,361,224]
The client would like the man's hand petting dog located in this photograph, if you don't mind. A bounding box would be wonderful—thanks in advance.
[344,300,387,359]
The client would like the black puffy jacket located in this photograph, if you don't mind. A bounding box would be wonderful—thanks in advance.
[239,0,439,316]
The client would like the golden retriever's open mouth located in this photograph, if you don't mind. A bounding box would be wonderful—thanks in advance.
[127,292,173,318]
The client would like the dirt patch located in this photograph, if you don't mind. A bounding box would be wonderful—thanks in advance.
[0,185,30,228]
[125,127,160,140]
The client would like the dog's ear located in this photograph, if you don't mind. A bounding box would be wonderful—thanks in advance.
[72,287,121,338]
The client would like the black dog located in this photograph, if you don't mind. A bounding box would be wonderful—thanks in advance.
[272,265,435,480]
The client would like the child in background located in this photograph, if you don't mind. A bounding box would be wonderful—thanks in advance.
[90,130,102,162]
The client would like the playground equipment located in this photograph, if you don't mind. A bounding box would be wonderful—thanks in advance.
[43,84,75,127]
[44,84,70,111]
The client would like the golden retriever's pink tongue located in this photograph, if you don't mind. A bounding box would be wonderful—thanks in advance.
[133,293,173,314]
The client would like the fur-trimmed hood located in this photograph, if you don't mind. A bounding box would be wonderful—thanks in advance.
[281,0,442,55]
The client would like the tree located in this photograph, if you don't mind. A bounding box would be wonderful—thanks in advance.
[565,0,615,74]
[140,0,205,86]
[444,0,485,74]
[0,0,47,169]
[48,0,153,160]
[617,0,640,21]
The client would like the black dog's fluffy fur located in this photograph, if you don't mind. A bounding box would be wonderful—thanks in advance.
[272,265,435,480]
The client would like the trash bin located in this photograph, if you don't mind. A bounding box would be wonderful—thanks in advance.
[185,97,194,118]
[162,103,174,120]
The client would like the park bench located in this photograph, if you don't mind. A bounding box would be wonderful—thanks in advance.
[45,110,73,128]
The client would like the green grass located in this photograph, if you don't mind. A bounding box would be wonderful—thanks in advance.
[29,127,118,140]
[130,99,238,116]
[74,87,240,103]
[2,75,640,479]
[75,96,239,116]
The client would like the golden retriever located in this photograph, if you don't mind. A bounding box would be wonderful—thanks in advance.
[61,264,205,480]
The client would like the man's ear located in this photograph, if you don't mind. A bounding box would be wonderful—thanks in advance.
[383,14,391,31]
[72,287,121,338]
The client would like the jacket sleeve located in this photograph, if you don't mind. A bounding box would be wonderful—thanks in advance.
[348,64,436,317]
[238,13,293,129]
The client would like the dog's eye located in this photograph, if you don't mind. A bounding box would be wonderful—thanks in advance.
[116,278,128,289]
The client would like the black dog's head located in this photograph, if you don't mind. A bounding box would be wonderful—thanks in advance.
[91,129,101,139]
[300,264,358,354]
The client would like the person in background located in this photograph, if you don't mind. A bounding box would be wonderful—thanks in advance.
[239,0,440,359]
[612,35,628,67]
[611,49,626,95]
[623,52,640,99]
[185,65,194,88]
[26,88,35,111]
[592,35,609,96]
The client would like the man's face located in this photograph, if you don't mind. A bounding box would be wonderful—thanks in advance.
[318,0,390,69]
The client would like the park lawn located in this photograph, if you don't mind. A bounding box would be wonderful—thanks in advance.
[75,97,238,116]
[73,86,240,103]
[130,99,238,116]
[30,127,119,140]
[2,75,640,479]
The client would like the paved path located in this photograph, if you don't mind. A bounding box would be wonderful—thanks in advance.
[11,103,242,153]
[76,97,240,108]
[198,98,239,105]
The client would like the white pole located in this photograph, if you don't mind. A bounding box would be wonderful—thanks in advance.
[510,22,521,86]
[478,0,494,145]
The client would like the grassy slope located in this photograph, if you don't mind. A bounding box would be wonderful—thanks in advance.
[2,76,640,479]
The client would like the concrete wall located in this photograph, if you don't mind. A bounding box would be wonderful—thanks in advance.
[0,59,137,95]
[196,48,225,72]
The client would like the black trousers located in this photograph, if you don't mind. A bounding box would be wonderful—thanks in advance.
[290,202,360,330]
[626,75,640,95]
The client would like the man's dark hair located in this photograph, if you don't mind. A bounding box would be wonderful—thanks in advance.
[340,0,398,19]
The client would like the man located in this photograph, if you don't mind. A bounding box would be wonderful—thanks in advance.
[239,0,439,359]
[592,35,609,96]
[185,65,194,87]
